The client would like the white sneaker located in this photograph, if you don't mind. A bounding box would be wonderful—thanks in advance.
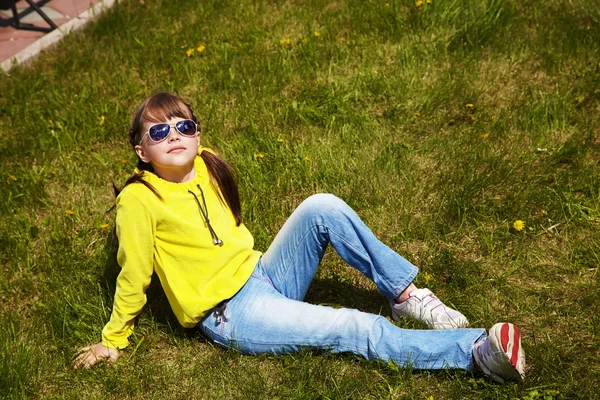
[473,322,526,383]
[391,288,469,329]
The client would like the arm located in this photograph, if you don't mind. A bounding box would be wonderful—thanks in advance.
[74,189,155,368]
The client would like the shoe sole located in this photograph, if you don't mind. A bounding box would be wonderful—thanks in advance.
[489,322,526,382]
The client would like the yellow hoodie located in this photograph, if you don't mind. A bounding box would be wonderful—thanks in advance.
[101,148,261,349]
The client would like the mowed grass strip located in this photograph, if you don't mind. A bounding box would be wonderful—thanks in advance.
[1,0,599,398]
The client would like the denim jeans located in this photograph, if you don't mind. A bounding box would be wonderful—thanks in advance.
[199,194,485,370]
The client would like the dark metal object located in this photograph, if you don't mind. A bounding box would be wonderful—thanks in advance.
[1,0,58,33]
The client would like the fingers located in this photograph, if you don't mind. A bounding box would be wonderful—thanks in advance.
[73,344,121,369]
[74,351,96,369]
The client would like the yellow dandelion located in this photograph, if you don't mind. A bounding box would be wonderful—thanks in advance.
[254,152,265,160]
[414,112,421,117]
[424,272,433,285]
[301,38,308,44]
[314,31,320,37]
[99,115,106,125]
[466,103,474,109]
[471,115,477,121]
[481,133,489,139]
[426,0,432,4]
[186,48,195,57]
[131,66,137,72]
[120,159,127,165]
[170,29,175,35]
[277,138,285,143]
[65,210,75,216]
[415,0,423,7]
[426,396,434,400]
[196,44,206,53]
[100,223,109,230]
[6,175,17,184]
[385,2,390,6]
[513,220,525,231]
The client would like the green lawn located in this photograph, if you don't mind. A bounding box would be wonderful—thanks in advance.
[1,0,599,398]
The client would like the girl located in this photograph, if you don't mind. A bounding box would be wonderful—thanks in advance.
[74,92,525,384]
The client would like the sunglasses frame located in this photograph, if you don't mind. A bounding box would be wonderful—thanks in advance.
[139,119,198,145]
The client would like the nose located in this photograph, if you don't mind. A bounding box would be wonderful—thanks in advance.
[167,125,181,141]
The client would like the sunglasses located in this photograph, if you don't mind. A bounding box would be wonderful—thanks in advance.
[139,119,198,144]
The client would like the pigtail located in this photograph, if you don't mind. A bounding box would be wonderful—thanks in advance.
[201,150,243,226]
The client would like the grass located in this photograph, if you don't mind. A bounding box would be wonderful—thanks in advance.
[1,0,599,398]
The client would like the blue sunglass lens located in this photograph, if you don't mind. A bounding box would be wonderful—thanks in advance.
[148,124,171,142]
[176,120,196,136]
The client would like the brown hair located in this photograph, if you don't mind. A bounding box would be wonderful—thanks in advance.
[120,92,242,226]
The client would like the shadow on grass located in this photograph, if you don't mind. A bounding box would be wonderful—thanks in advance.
[100,229,401,343]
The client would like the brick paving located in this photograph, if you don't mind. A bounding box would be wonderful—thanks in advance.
[1,0,105,70]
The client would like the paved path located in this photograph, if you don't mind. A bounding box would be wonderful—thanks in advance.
[1,0,112,71]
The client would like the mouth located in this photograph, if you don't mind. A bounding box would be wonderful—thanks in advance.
[168,146,187,153]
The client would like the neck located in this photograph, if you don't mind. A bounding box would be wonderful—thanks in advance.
[153,163,196,183]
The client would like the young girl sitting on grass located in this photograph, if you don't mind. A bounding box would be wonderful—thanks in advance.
[74,92,525,383]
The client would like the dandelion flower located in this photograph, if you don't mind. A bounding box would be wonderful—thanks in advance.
[471,115,477,121]
[66,210,75,216]
[302,38,308,44]
[170,30,175,35]
[99,115,106,125]
[513,220,525,231]
[254,153,265,160]
[280,38,292,46]
[414,112,421,117]
[6,175,17,184]
[424,272,433,285]
[314,31,320,37]
[100,224,109,230]
[466,103,474,109]
[415,0,423,7]
[481,133,489,139]
[186,48,194,57]
[426,0,432,3]
[196,45,206,53]
[277,138,285,143]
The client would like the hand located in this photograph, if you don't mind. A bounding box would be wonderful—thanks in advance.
[73,342,121,369]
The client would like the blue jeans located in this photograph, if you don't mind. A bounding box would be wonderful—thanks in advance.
[199,194,485,370]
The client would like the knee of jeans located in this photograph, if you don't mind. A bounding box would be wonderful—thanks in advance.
[300,193,348,220]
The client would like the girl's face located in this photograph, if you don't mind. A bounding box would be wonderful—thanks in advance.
[135,116,200,182]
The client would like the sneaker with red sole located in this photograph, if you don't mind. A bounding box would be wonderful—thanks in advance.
[473,322,526,383]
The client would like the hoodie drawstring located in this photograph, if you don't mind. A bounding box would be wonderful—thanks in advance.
[188,184,224,246]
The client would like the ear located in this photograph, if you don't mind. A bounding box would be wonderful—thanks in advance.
[135,145,152,164]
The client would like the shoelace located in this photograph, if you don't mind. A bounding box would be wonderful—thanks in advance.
[188,184,224,246]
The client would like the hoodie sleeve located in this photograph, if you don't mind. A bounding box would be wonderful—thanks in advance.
[101,188,155,349]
